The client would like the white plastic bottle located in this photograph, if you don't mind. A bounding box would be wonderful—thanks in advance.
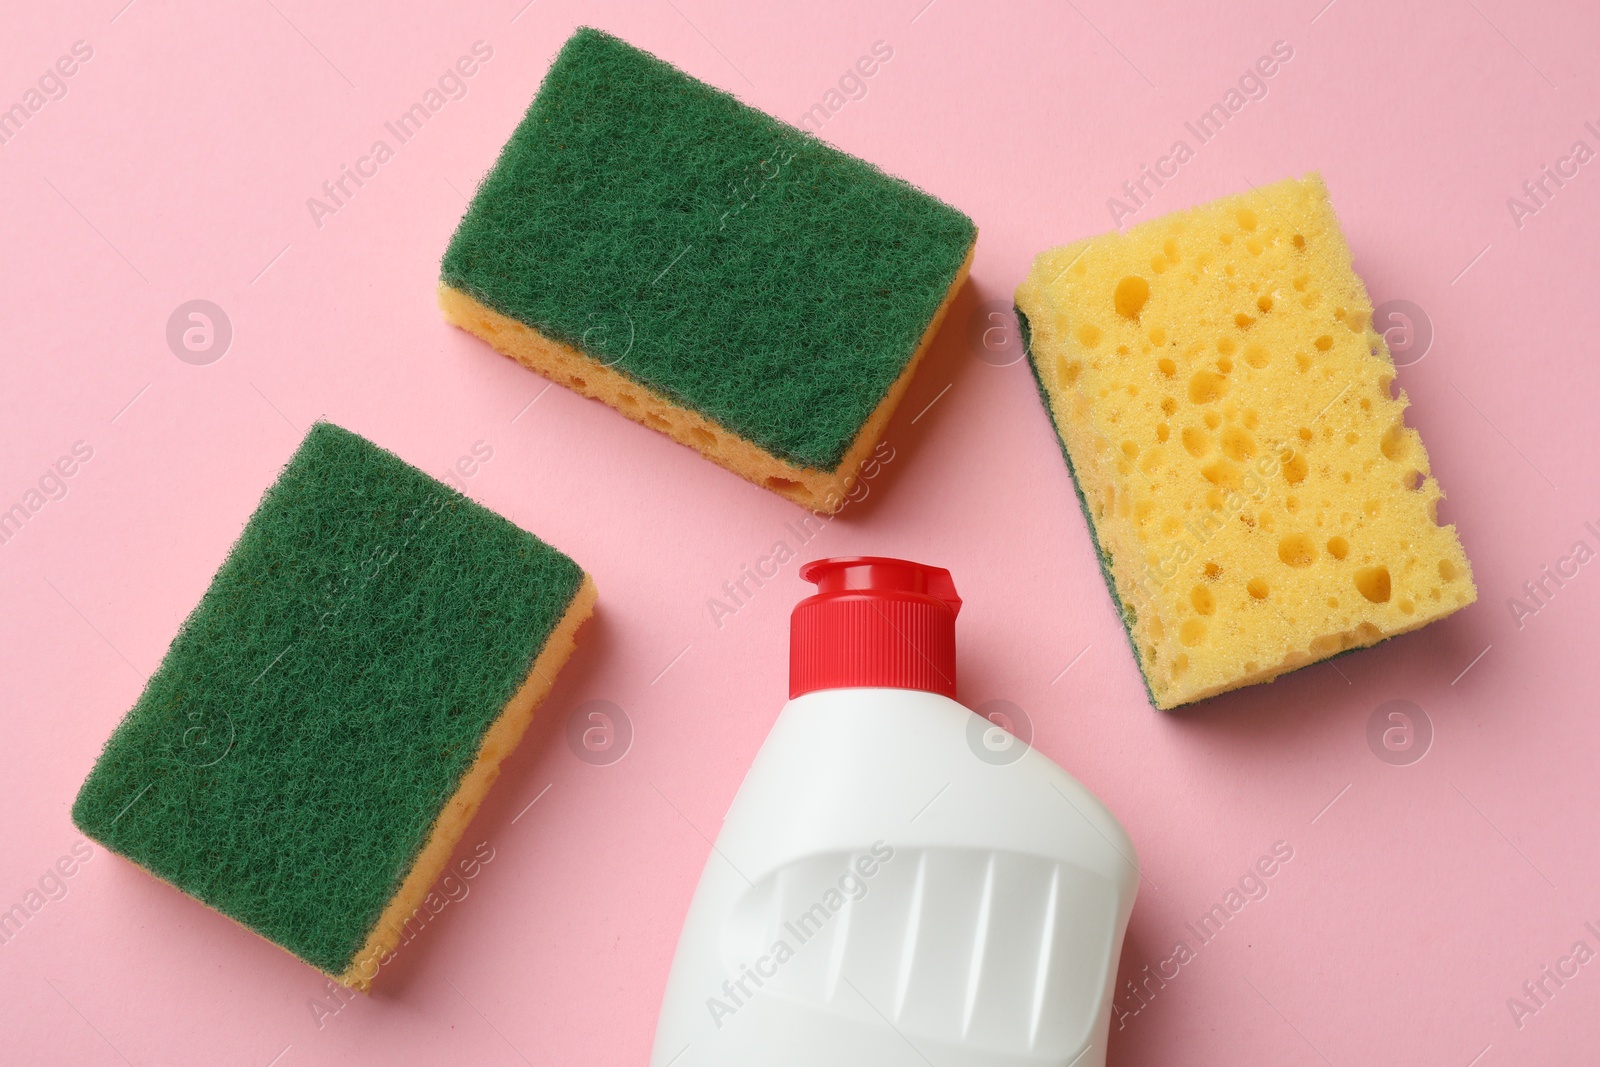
[650,557,1139,1067]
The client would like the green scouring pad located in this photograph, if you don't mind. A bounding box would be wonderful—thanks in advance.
[439,26,976,512]
[71,422,596,990]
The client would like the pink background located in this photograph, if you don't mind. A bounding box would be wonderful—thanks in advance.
[3,0,1597,1064]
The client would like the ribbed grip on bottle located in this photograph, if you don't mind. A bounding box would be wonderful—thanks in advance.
[789,557,961,699]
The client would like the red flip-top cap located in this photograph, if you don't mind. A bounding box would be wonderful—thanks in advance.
[790,556,961,699]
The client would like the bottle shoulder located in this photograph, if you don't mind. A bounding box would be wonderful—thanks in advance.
[723,688,1138,887]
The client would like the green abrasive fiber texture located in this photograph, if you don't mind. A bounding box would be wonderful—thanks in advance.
[440,27,976,471]
[71,422,584,974]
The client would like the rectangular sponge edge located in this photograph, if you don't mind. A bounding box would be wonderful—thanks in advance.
[70,421,596,990]
[1016,174,1475,710]
[439,27,976,513]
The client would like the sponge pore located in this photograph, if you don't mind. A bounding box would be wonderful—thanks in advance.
[1016,175,1475,710]
[440,27,975,512]
[71,422,594,987]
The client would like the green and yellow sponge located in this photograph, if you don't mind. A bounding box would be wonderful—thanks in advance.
[439,27,975,512]
[71,422,596,989]
[1017,175,1474,709]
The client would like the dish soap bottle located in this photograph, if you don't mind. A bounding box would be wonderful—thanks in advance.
[650,557,1139,1066]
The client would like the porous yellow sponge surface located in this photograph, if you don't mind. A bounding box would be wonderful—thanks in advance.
[1016,174,1475,710]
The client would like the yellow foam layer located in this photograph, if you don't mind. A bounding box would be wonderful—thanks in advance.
[1017,174,1475,709]
[440,241,972,514]
[337,574,597,990]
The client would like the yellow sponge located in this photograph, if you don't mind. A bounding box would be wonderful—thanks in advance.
[1016,174,1475,709]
